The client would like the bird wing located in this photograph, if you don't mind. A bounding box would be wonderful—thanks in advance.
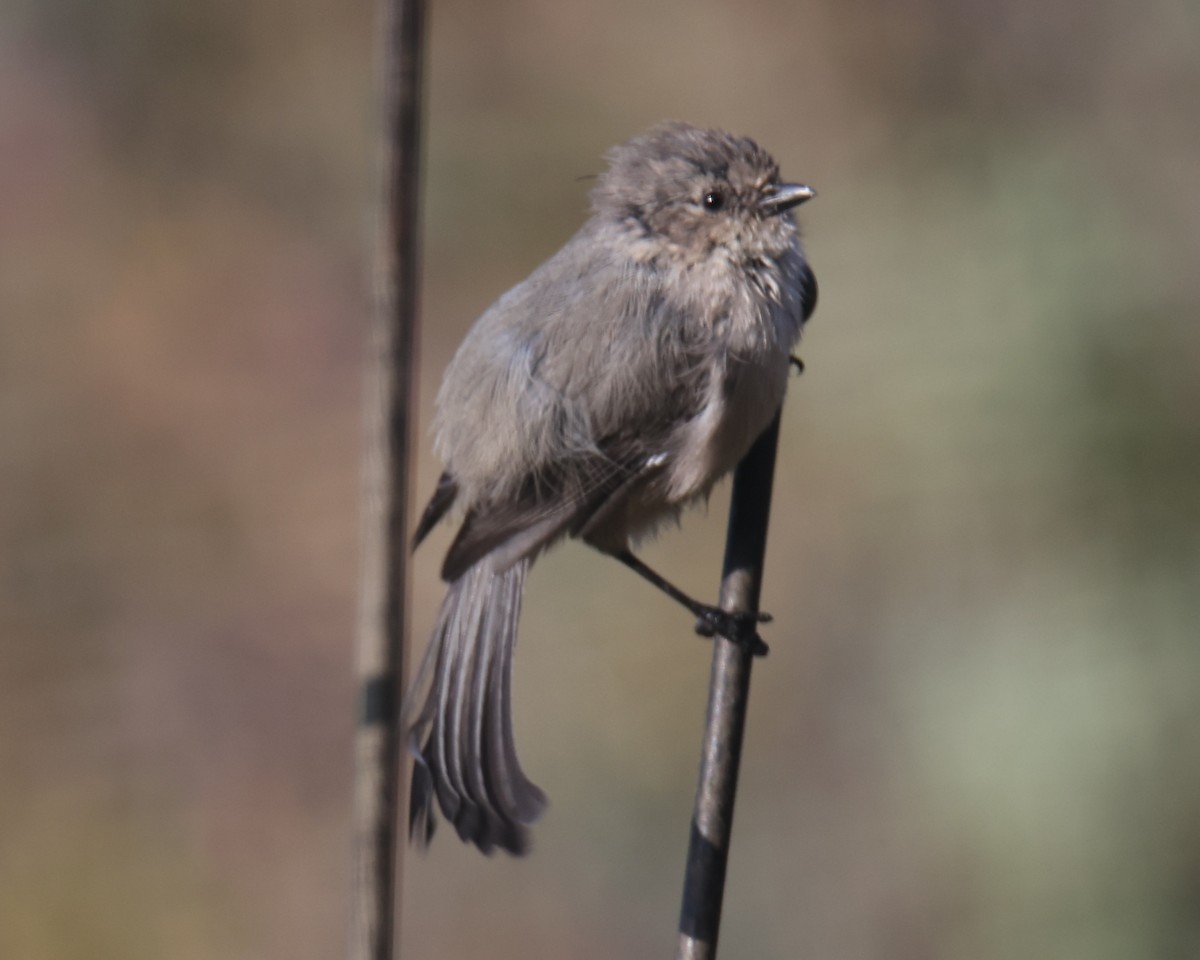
[438,434,670,582]
[413,471,459,548]
[421,226,718,581]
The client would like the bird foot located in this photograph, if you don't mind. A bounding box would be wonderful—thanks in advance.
[693,606,771,656]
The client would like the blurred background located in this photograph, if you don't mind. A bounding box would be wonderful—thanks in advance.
[3,0,1199,957]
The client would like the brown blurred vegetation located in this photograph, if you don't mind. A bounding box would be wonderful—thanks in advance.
[2,0,1199,957]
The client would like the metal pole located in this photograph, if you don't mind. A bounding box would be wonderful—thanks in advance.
[349,0,425,957]
[676,411,782,960]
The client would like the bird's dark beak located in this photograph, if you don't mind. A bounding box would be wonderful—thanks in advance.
[761,183,816,216]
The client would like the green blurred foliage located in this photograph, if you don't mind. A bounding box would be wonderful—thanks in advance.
[2,0,1199,957]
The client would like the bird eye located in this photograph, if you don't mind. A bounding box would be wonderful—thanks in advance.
[702,190,725,212]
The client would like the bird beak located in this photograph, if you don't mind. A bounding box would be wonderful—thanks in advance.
[761,183,816,216]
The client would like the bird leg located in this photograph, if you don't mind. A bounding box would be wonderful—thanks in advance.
[613,550,770,656]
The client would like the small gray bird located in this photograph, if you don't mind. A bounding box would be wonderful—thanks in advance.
[404,122,817,855]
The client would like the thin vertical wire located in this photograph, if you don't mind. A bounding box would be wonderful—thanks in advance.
[676,411,782,960]
[349,0,425,957]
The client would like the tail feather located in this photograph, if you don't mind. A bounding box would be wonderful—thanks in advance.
[403,558,547,855]
[436,575,483,836]
[489,565,546,822]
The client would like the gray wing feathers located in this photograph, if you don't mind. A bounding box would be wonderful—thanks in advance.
[432,226,709,514]
[440,444,669,581]
[404,558,546,855]
[413,471,458,548]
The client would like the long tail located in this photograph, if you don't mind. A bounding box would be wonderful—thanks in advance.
[402,557,547,855]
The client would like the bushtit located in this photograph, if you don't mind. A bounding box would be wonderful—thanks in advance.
[404,122,817,855]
